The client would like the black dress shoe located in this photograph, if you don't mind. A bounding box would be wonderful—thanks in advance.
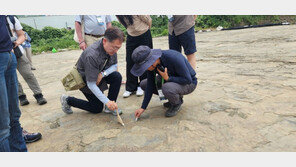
[165,103,182,117]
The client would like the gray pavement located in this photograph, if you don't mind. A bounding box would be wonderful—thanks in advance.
[19,25,296,151]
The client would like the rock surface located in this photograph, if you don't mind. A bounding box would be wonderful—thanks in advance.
[20,25,296,151]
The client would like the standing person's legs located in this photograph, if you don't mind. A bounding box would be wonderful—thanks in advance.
[84,35,99,47]
[17,53,28,102]
[142,29,153,49]
[17,55,47,105]
[104,71,122,102]
[7,54,28,152]
[125,35,140,93]
[138,29,153,82]
[186,54,196,70]
[17,79,25,97]
[24,47,32,65]
[125,30,153,97]
[177,26,197,69]
[17,56,42,95]
[67,92,104,114]
[0,52,27,152]
[168,31,182,53]
[24,47,35,70]
[0,52,12,152]
[17,80,29,106]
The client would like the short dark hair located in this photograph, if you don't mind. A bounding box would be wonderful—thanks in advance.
[104,27,125,43]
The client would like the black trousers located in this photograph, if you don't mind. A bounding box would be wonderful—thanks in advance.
[125,29,153,92]
[67,71,122,114]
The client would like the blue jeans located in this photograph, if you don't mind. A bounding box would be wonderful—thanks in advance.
[0,52,27,152]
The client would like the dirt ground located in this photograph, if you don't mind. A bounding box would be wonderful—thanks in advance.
[19,25,296,151]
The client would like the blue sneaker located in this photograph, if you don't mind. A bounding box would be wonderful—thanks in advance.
[104,105,122,116]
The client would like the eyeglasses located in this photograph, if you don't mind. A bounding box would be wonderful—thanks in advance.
[110,45,120,51]
[106,39,121,51]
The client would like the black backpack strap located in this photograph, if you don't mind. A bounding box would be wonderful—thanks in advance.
[7,15,16,30]
[5,16,13,37]
[8,15,15,25]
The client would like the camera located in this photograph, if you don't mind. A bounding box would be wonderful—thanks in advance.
[157,64,165,72]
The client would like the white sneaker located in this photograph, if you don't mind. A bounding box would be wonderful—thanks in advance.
[123,91,132,98]
[136,87,144,96]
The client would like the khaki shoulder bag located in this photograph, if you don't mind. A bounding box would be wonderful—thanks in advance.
[61,58,109,91]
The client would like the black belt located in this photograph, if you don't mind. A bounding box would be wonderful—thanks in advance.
[85,33,104,38]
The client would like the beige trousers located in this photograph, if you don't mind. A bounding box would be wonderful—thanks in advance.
[17,52,42,97]
[84,35,101,47]
[24,47,33,66]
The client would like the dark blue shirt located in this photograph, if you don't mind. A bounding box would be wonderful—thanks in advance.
[141,49,197,109]
[0,15,13,53]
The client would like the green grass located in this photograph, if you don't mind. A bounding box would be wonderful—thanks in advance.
[31,34,79,54]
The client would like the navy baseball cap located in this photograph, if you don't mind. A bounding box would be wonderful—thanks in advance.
[131,46,162,77]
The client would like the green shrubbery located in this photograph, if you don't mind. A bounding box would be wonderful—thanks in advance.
[150,15,169,37]
[22,15,294,54]
[195,15,283,29]
[22,24,78,54]
[111,20,127,35]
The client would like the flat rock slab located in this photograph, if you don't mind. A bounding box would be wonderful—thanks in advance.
[20,25,296,151]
